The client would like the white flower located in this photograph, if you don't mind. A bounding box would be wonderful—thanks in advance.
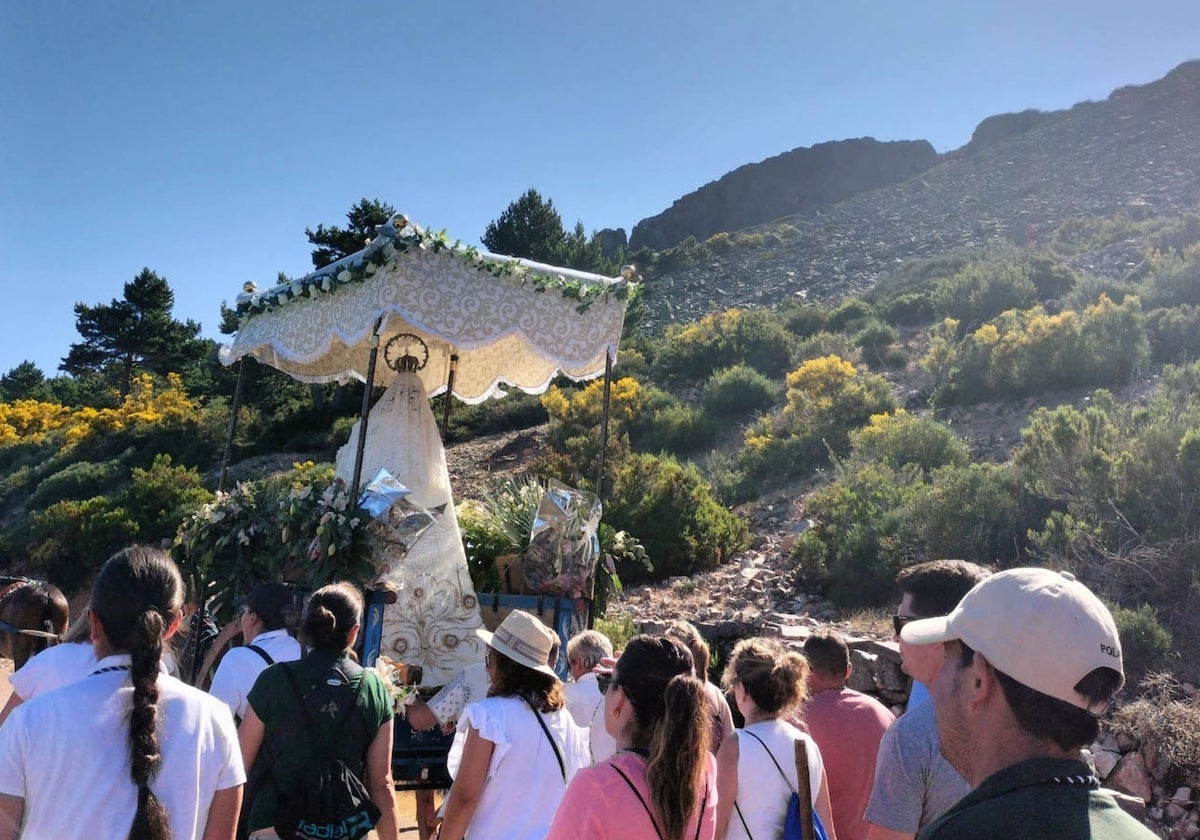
[321,277,332,292]
[365,262,377,275]
[337,270,352,283]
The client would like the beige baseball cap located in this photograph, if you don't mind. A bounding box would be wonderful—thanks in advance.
[901,567,1124,711]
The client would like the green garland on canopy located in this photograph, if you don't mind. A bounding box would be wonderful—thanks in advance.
[235,215,637,322]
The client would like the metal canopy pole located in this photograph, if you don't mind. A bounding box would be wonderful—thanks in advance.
[594,352,614,504]
[439,352,459,441]
[217,358,248,493]
[350,316,385,504]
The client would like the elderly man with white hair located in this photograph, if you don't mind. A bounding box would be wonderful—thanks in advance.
[562,629,616,763]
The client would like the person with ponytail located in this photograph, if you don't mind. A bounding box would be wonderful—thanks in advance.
[0,546,245,840]
[238,582,398,840]
[546,634,717,840]
[714,637,837,840]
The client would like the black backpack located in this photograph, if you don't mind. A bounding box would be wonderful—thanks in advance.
[242,661,381,840]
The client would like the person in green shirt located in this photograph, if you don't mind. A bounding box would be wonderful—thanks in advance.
[902,568,1157,840]
[237,582,398,840]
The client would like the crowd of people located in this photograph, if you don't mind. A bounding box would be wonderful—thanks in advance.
[0,546,1156,840]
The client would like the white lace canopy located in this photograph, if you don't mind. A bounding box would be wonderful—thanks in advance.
[221,240,629,403]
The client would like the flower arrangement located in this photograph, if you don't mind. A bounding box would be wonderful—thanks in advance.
[234,214,636,323]
[373,655,421,717]
[174,461,373,620]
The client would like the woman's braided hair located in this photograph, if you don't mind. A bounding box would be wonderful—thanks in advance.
[91,546,183,840]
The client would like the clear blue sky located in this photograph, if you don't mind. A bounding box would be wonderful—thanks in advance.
[3,1,1199,377]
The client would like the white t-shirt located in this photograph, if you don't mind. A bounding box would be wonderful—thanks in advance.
[208,628,302,719]
[564,672,617,764]
[447,695,589,840]
[8,641,98,700]
[727,719,825,840]
[0,654,245,840]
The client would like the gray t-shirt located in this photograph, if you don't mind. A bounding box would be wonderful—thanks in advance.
[865,696,971,833]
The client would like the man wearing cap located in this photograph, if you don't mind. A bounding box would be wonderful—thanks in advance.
[866,560,989,840]
[903,567,1155,840]
[209,582,302,721]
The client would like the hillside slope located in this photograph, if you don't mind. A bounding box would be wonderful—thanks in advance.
[639,59,1200,329]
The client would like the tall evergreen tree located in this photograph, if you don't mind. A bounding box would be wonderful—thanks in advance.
[483,189,622,275]
[0,361,50,402]
[61,268,205,397]
[482,189,567,263]
[305,198,395,269]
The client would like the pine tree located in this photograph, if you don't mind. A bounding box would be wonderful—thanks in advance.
[61,268,205,397]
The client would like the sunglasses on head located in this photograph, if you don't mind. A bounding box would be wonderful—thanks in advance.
[597,672,617,694]
[893,614,917,636]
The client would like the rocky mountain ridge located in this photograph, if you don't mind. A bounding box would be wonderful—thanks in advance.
[628,138,938,251]
[636,59,1200,330]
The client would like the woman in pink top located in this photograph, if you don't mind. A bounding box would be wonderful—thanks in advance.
[546,634,717,840]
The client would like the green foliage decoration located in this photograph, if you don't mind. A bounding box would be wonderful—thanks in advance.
[237,213,636,322]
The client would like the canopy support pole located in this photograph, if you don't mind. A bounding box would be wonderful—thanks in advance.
[217,358,247,494]
[440,353,459,441]
[350,317,385,503]
[594,351,614,504]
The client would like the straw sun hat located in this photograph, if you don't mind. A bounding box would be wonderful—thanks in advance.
[476,610,559,678]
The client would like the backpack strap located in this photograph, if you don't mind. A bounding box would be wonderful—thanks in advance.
[611,761,708,840]
[734,801,755,840]
[246,644,274,666]
[742,728,798,794]
[522,696,566,783]
[612,764,664,840]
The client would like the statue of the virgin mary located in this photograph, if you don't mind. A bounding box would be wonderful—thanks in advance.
[335,368,484,686]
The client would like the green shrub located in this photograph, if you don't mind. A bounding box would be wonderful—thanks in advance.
[932,259,1037,329]
[630,402,716,455]
[706,232,734,254]
[702,365,780,420]
[854,320,901,367]
[1028,255,1078,299]
[780,356,897,452]
[652,308,793,384]
[848,410,969,475]
[27,456,129,511]
[438,390,548,442]
[594,612,640,648]
[1146,305,1200,364]
[899,463,1025,567]
[881,293,935,326]
[781,304,829,338]
[1140,246,1200,309]
[604,453,750,583]
[120,454,213,547]
[1111,604,1173,686]
[827,299,876,332]
[792,331,856,363]
[26,497,139,592]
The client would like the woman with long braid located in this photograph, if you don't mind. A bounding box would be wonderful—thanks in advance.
[547,634,717,840]
[0,546,245,839]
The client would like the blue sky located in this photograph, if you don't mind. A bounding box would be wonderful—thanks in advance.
[3,1,1199,378]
